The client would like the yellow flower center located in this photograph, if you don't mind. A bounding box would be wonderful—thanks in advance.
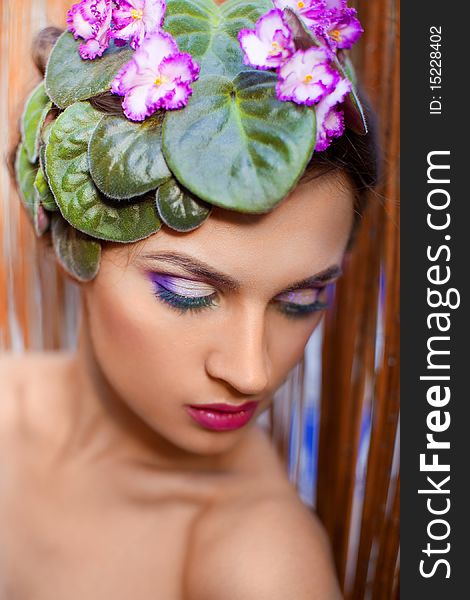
[304,74,313,83]
[330,29,341,42]
[154,75,168,87]
[268,41,281,55]
[297,1,305,8]
[131,8,144,19]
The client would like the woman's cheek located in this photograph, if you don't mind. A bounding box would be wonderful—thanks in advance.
[268,312,323,386]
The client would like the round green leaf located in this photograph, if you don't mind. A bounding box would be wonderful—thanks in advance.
[34,166,58,212]
[156,178,211,232]
[15,143,38,222]
[45,31,133,109]
[88,113,171,199]
[21,82,52,163]
[46,102,161,242]
[51,215,101,282]
[162,72,316,212]
[165,0,271,78]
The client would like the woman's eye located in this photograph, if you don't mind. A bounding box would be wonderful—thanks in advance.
[149,274,217,315]
[275,287,329,319]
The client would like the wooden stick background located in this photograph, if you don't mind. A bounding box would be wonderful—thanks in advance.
[0,1,400,597]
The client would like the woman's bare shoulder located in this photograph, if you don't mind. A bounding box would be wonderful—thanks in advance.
[0,352,74,442]
[186,435,342,600]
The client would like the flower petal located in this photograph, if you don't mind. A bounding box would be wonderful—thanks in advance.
[161,81,193,109]
[67,1,95,40]
[137,30,178,65]
[238,9,295,70]
[257,9,290,43]
[331,14,363,48]
[238,30,277,69]
[315,77,351,149]
[112,0,166,49]
[142,0,166,30]
[111,57,155,95]
[159,52,199,83]
[79,36,107,59]
[122,84,157,120]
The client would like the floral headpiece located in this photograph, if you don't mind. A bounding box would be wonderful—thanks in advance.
[16,0,366,281]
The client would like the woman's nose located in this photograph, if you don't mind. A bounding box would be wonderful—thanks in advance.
[205,306,270,396]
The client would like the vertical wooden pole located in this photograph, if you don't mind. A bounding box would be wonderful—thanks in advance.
[316,0,400,598]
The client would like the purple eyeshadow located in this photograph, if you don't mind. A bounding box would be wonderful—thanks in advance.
[148,273,215,298]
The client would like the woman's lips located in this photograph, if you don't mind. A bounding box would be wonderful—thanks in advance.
[185,401,258,431]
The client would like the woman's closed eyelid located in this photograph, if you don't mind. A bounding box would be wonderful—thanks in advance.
[150,273,216,297]
[274,287,327,307]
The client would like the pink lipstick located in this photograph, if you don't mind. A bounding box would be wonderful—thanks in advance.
[185,401,258,431]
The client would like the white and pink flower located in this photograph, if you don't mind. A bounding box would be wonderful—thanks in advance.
[111,31,200,120]
[237,9,295,70]
[111,0,166,50]
[67,0,113,59]
[276,46,339,106]
[314,76,351,150]
[324,2,363,49]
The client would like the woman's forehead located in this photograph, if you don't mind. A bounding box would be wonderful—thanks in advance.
[123,174,354,292]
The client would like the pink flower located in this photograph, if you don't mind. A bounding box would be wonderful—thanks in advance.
[276,46,339,106]
[112,0,166,50]
[238,9,295,70]
[111,31,200,120]
[273,0,363,50]
[314,76,351,150]
[322,0,363,49]
[325,8,363,49]
[67,0,113,59]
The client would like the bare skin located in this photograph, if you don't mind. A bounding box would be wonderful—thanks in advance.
[0,173,352,600]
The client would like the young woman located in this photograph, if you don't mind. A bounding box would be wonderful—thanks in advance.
[1,1,378,598]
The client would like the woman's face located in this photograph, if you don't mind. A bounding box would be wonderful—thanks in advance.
[82,173,354,456]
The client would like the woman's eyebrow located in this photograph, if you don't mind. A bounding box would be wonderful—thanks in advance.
[141,251,342,292]
[281,265,343,292]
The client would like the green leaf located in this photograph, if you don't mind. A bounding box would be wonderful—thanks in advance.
[162,72,316,212]
[15,143,38,222]
[21,82,52,163]
[45,31,133,109]
[165,0,271,78]
[156,178,211,232]
[51,214,101,282]
[332,54,367,135]
[46,102,162,242]
[282,8,322,50]
[88,113,171,199]
[39,122,55,181]
[34,166,58,212]
[338,52,358,86]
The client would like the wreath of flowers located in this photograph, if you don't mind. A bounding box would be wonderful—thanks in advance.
[67,0,363,149]
[15,0,367,282]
